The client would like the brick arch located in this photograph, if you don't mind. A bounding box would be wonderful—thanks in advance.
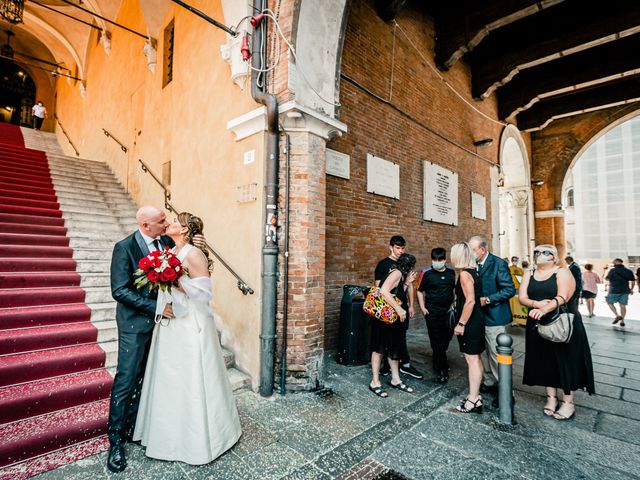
[531,103,640,255]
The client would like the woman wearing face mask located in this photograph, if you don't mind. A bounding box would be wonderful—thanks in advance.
[518,245,595,421]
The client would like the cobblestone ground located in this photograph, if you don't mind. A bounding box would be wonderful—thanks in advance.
[36,288,640,479]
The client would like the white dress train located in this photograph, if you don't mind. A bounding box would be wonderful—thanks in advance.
[133,244,242,465]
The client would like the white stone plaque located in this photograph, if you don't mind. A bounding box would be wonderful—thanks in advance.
[471,192,487,220]
[423,161,458,225]
[366,153,400,199]
[326,148,350,179]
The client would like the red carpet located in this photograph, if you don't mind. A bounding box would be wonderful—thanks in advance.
[0,123,112,478]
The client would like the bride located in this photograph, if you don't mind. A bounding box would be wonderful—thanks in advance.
[133,212,242,464]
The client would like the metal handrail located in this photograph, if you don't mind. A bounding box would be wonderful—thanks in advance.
[102,128,128,153]
[53,114,79,157]
[138,159,254,295]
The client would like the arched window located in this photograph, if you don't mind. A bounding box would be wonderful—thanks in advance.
[566,188,574,207]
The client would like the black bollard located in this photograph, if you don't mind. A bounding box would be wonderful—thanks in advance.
[496,332,514,424]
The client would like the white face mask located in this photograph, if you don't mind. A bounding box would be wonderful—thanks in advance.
[535,254,553,265]
[432,261,446,270]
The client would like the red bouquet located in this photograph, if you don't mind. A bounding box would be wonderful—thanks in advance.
[134,248,186,293]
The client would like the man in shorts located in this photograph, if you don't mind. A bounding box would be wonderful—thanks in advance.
[605,258,635,327]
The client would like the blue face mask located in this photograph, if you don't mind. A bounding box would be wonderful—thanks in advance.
[432,261,446,270]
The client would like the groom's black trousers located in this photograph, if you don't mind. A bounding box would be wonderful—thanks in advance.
[107,330,153,445]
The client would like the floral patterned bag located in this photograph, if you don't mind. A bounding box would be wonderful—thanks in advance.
[363,286,401,324]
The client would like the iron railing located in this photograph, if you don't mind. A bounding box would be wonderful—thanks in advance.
[138,158,254,295]
[102,128,128,153]
[53,114,79,156]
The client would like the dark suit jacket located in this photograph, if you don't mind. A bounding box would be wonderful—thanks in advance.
[110,231,175,334]
[478,253,516,327]
[568,262,583,303]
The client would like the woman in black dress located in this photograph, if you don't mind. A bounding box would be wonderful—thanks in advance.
[369,253,417,398]
[519,244,595,420]
[451,242,485,413]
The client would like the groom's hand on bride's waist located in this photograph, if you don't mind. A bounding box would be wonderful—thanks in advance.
[162,304,175,319]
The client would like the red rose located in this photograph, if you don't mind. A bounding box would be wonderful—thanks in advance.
[147,270,160,282]
[139,257,151,270]
[159,270,169,282]
[149,249,162,258]
[163,267,177,281]
[150,256,162,268]
[168,255,180,268]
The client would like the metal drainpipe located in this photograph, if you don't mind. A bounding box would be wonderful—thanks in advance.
[252,0,280,397]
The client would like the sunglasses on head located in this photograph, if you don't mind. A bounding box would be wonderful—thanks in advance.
[534,250,554,256]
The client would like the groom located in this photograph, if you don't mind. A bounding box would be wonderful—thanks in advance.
[106,206,176,473]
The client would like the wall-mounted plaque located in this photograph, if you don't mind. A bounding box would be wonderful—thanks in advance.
[471,192,487,220]
[326,148,350,179]
[366,153,400,199]
[423,161,458,225]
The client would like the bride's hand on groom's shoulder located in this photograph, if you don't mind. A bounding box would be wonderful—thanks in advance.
[192,234,206,249]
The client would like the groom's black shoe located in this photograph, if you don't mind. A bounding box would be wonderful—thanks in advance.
[107,444,127,473]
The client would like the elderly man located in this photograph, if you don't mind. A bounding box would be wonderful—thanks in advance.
[468,236,516,405]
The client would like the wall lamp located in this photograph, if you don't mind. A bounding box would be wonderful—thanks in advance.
[473,138,493,148]
[531,179,544,186]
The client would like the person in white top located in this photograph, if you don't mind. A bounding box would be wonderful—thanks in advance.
[31,101,47,130]
[133,211,242,465]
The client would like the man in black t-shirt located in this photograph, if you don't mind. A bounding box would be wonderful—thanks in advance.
[374,235,423,380]
[606,258,635,327]
[417,247,456,383]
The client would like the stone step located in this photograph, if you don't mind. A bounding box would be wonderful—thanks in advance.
[227,367,251,391]
[47,162,117,175]
[79,273,110,288]
[82,286,113,304]
[69,238,118,250]
[67,230,127,242]
[47,154,113,166]
[73,249,115,261]
[50,173,123,188]
[63,219,130,234]
[102,341,117,369]
[57,197,136,210]
[52,181,125,195]
[76,260,112,273]
[89,302,116,322]
[55,191,133,205]
[62,209,135,224]
[96,319,117,343]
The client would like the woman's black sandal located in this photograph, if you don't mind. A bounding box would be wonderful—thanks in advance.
[455,397,483,414]
[389,382,414,393]
[369,384,388,398]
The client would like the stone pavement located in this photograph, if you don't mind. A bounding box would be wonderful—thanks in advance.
[34,306,640,480]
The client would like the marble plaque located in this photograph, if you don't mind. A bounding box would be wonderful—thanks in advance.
[423,161,458,225]
[366,153,400,199]
[326,148,350,179]
[471,192,487,220]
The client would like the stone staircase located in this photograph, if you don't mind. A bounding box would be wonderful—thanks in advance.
[0,127,248,480]
[21,129,249,386]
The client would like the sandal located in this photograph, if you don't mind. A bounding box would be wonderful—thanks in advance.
[553,401,575,421]
[389,381,414,393]
[543,395,558,417]
[456,396,483,414]
[613,316,622,324]
[369,384,388,398]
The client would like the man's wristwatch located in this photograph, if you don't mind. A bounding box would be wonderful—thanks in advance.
[458,322,466,327]
[484,297,491,305]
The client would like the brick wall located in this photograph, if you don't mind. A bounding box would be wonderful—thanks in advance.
[323,0,503,350]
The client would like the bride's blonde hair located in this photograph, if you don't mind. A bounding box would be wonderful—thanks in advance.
[177,212,213,271]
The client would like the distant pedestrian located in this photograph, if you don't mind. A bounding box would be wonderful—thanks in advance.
[468,236,516,407]
[369,254,418,398]
[451,242,485,413]
[31,101,47,130]
[636,266,640,294]
[581,264,601,318]
[519,244,595,420]
[565,256,582,307]
[416,247,455,383]
[374,236,423,380]
[605,258,635,327]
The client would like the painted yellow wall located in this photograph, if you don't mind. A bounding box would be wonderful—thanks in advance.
[53,0,265,385]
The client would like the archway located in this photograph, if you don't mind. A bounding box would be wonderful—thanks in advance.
[0,58,36,126]
[498,125,533,261]
[561,111,640,262]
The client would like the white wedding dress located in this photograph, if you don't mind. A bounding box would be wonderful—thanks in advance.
[133,244,242,465]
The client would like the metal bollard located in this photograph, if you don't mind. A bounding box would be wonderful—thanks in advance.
[496,333,514,424]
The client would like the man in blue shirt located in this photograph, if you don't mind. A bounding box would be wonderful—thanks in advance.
[606,258,635,327]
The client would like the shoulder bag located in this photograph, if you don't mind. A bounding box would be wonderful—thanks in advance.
[363,276,402,324]
[536,295,574,343]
